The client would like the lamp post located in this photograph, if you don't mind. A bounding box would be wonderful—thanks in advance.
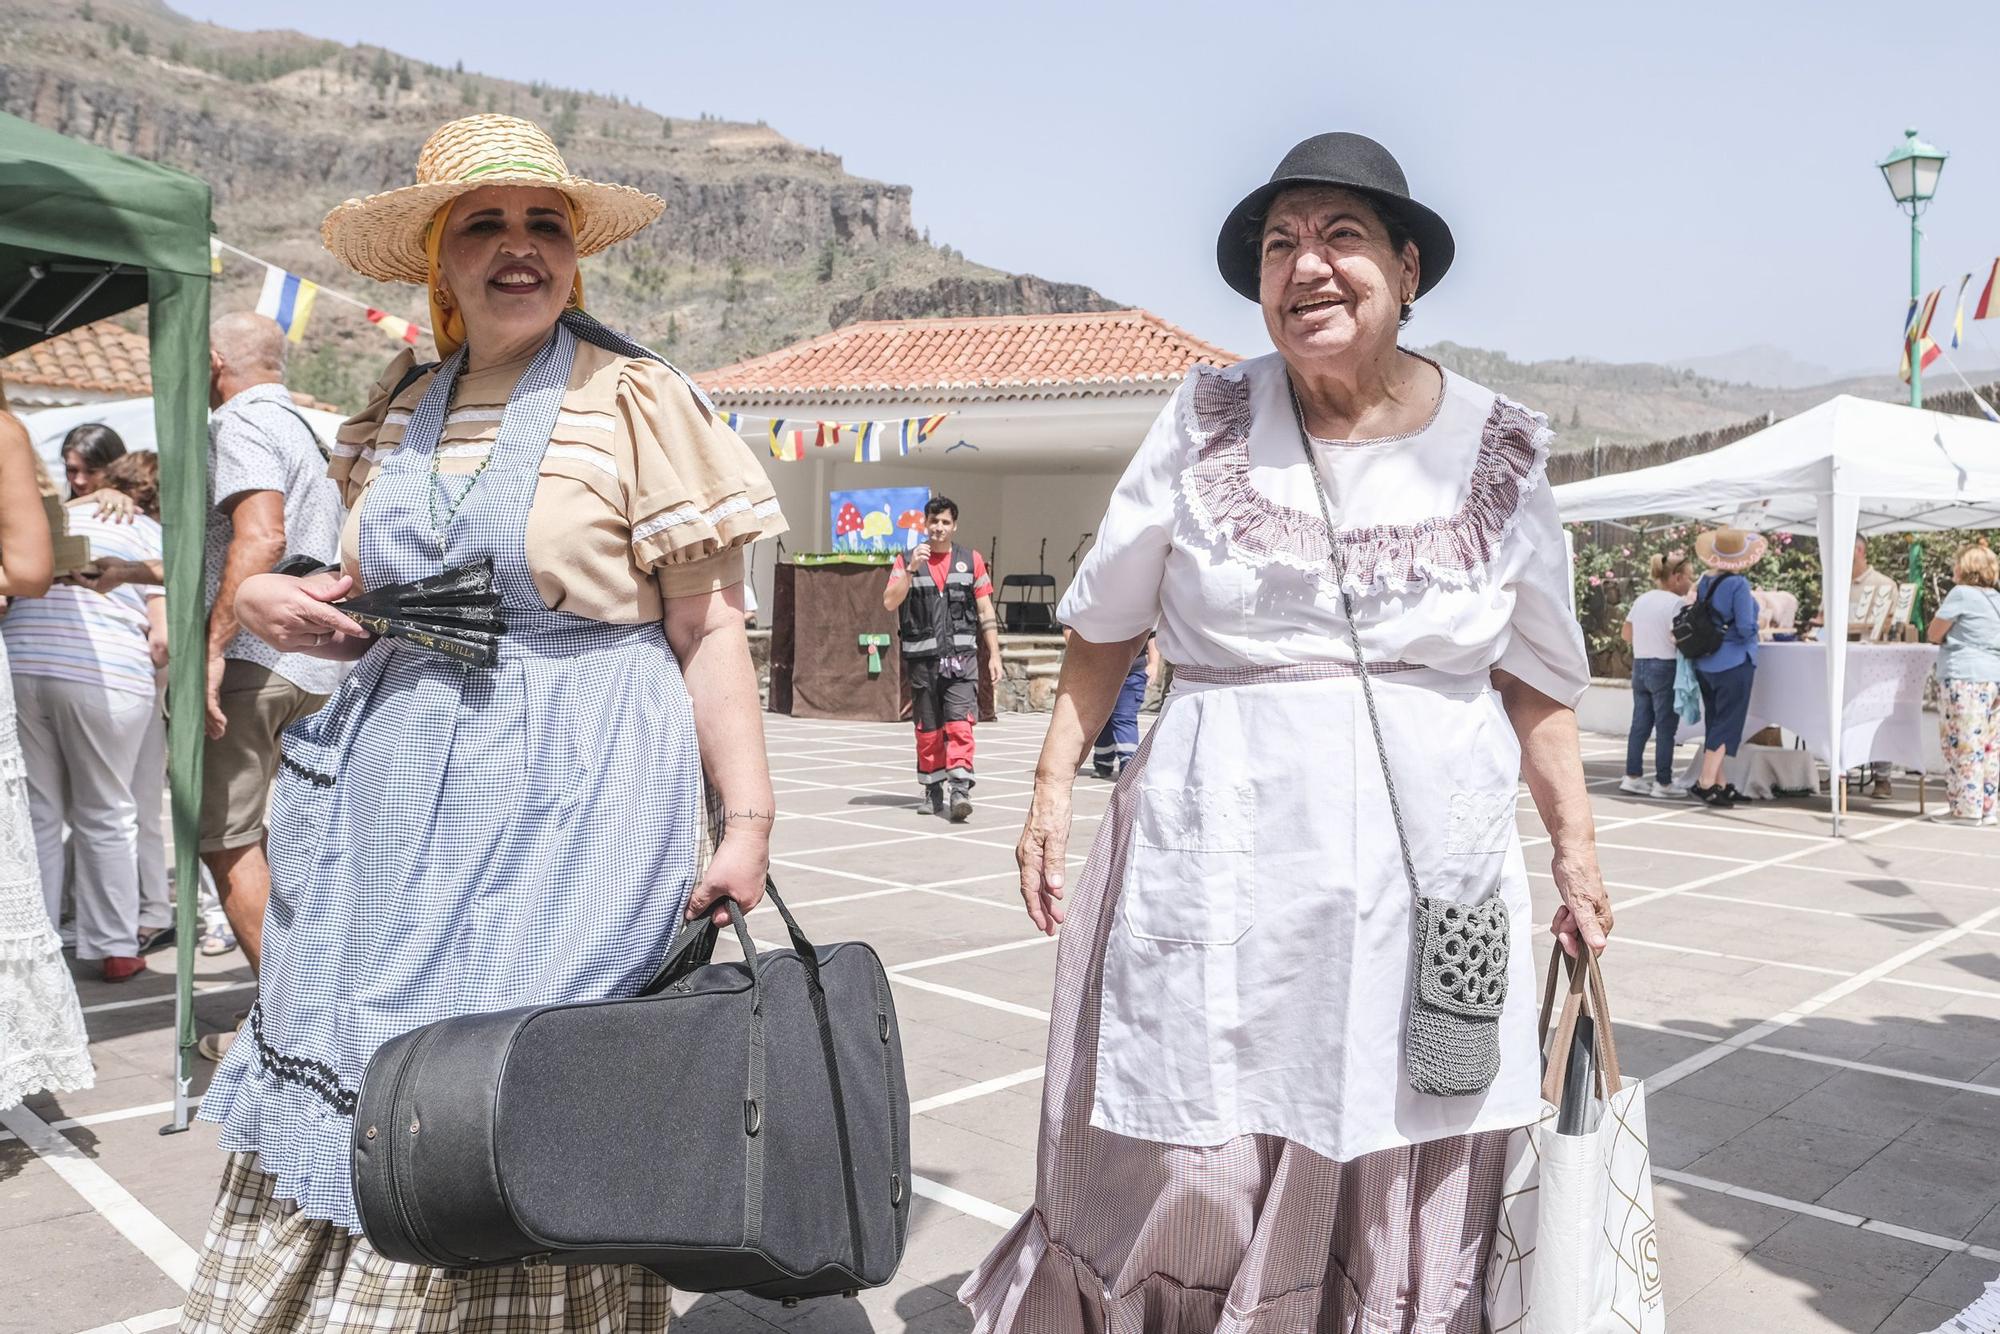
[1877,127,1949,407]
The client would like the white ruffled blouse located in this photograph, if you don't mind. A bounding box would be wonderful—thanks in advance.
[1059,351,1590,706]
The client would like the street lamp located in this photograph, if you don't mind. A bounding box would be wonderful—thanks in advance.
[1878,127,1949,407]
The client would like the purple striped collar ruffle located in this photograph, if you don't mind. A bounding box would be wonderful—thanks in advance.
[1177,359,1552,595]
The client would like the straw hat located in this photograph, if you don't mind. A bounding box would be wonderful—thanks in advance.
[1695,526,1768,571]
[321,115,664,285]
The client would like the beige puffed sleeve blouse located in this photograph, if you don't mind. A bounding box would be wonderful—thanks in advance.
[332,339,786,619]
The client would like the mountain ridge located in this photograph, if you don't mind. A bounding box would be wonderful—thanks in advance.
[0,0,1120,410]
[1411,340,1966,449]
[0,0,1963,450]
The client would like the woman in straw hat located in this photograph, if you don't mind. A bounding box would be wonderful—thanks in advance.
[179,115,785,1333]
[1687,526,1767,808]
[963,133,1611,1333]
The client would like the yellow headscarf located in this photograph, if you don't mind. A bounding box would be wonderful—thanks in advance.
[424,196,587,360]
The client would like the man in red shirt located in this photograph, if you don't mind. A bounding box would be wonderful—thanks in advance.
[884,496,1000,820]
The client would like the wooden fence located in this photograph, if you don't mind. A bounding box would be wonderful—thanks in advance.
[1547,380,2000,485]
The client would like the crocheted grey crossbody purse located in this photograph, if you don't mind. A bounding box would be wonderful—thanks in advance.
[1288,381,1510,1098]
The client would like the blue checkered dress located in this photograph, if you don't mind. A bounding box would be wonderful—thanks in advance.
[200,315,706,1232]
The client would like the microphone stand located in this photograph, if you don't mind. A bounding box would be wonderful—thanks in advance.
[1068,533,1094,576]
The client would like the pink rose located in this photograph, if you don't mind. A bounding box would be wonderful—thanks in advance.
[1588,574,1603,587]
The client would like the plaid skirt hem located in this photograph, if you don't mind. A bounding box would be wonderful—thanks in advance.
[179,1153,672,1334]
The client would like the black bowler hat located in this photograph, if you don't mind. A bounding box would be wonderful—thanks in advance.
[1215,132,1456,303]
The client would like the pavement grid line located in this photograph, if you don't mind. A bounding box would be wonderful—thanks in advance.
[26,712,2000,1332]
[0,1101,199,1288]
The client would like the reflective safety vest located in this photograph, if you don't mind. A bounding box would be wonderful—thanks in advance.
[898,545,979,659]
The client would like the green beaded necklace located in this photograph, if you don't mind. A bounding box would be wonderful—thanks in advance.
[427,369,495,541]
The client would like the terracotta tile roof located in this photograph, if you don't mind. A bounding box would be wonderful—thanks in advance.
[0,321,346,413]
[1,320,152,398]
[698,309,1240,406]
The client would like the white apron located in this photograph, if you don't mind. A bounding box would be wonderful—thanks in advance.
[1091,662,1543,1161]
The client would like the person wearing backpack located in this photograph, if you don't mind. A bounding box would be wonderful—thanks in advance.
[1926,543,2000,825]
[1681,527,1766,807]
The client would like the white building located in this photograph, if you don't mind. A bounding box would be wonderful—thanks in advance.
[699,309,1239,615]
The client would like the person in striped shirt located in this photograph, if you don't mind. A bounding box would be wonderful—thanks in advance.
[4,426,165,981]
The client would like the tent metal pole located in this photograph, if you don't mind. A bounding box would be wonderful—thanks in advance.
[167,978,192,1133]
[0,264,46,330]
[41,264,120,336]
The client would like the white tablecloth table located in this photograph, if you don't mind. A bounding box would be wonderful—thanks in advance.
[1678,641,1937,785]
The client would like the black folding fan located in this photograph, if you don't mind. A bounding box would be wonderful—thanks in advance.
[338,558,505,669]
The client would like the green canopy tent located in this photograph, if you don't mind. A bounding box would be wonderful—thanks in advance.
[0,111,213,1131]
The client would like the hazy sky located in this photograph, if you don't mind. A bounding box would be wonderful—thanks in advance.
[173,0,2000,377]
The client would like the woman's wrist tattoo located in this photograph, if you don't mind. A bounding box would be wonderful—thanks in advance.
[724,807,776,827]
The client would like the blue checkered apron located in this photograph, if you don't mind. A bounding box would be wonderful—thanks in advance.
[200,315,706,1232]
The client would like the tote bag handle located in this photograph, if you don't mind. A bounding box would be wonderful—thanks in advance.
[1537,943,1625,1105]
[643,875,822,996]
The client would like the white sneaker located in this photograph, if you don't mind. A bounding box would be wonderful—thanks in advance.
[1618,776,1651,796]
[1650,782,1689,799]
[1927,811,1985,827]
[1926,1277,2000,1333]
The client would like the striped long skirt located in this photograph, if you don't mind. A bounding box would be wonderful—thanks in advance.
[958,732,1509,1334]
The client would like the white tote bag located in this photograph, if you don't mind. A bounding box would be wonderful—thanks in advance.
[1486,946,1665,1334]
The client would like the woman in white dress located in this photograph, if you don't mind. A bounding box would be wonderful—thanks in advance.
[961,134,1614,1333]
[0,394,93,1109]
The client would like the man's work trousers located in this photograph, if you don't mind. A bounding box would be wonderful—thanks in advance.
[910,657,977,788]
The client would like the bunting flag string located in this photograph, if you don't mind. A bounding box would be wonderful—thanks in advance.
[1900,254,2000,390]
[1900,331,1941,384]
[365,308,422,346]
[744,409,952,463]
[214,232,963,456]
[255,265,319,344]
[214,237,432,347]
[1914,286,1943,342]
[768,419,802,461]
[1900,285,1943,385]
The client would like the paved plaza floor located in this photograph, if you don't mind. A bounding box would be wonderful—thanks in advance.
[8,711,2000,1332]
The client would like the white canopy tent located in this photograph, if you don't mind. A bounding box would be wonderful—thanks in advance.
[20,394,346,480]
[1553,394,2000,833]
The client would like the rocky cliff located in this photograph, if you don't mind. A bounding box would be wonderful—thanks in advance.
[0,0,1119,409]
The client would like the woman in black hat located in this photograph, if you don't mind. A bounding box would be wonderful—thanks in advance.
[963,134,1613,1332]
